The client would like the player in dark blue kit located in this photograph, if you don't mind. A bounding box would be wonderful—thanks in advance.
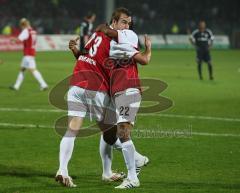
[79,12,96,52]
[190,21,214,80]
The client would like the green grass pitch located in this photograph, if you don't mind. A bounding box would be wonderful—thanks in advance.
[0,50,240,193]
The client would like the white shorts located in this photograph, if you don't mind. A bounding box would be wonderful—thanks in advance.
[21,56,36,69]
[67,86,110,121]
[113,88,141,125]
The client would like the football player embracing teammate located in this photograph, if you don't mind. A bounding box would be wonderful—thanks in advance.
[55,8,151,189]
[96,11,151,189]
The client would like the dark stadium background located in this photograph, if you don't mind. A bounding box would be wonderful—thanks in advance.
[1,0,240,47]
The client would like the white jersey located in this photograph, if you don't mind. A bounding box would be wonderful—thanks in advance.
[110,29,139,59]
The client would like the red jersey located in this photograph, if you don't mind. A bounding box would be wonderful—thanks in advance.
[18,28,37,56]
[71,32,111,92]
[109,60,141,95]
[109,29,141,95]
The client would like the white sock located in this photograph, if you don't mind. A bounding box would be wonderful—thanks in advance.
[99,135,113,177]
[121,140,138,181]
[113,138,145,166]
[14,71,24,90]
[32,70,48,88]
[135,151,146,166]
[59,130,76,177]
[113,138,122,150]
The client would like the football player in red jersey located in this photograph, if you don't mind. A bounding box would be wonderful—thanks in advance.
[10,18,48,91]
[87,10,151,185]
[55,30,118,188]
[95,12,151,189]
[55,8,151,188]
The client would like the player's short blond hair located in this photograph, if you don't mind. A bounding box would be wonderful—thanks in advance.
[20,18,30,27]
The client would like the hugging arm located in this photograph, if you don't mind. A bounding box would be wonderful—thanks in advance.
[95,24,118,40]
[96,24,152,65]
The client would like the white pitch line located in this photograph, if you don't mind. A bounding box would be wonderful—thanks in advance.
[140,113,240,122]
[0,107,62,113]
[0,107,240,122]
[0,122,51,128]
[0,122,240,138]
[191,132,240,137]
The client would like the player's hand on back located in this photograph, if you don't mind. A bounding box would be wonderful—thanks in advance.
[144,35,151,50]
[69,37,79,51]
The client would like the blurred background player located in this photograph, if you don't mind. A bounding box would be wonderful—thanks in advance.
[10,18,48,91]
[190,20,214,80]
[79,12,96,52]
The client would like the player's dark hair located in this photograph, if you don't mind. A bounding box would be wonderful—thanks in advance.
[110,7,131,23]
[129,19,134,30]
[199,20,206,24]
[86,11,96,19]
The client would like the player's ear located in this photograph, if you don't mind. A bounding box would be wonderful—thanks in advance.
[112,19,117,26]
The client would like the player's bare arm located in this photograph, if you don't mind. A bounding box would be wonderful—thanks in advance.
[189,32,197,47]
[83,35,89,46]
[189,37,195,46]
[208,39,213,49]
[133,35,151,65]
[10,37,21,43]
[95,24,118,39]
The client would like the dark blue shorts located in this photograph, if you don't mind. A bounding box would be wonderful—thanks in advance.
[196,49,211,62]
